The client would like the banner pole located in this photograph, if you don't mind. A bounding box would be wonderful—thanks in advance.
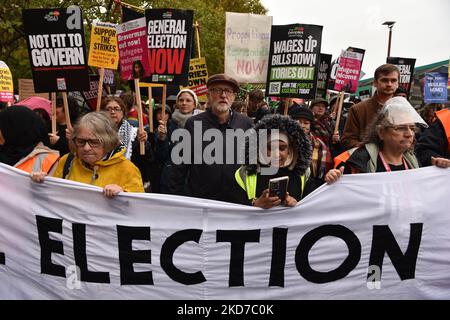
[194,21,201,58]
[148,87,153,133]
[113,0,144,13]
[51,92,57,136]
[134,78,145,155]
[283,98,289,116]
[62,92,72,130]
[96,68,105,112]
[334,91,344,134]
[161,84,167,121]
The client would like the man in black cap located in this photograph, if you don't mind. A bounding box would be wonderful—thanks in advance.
[168,73,254,201]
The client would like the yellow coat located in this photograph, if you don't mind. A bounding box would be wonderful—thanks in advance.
[54,148,144,193]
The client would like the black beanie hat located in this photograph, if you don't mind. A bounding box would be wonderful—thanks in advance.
[288,104,314,122]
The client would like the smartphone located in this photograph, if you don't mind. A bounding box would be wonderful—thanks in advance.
[268,176,289,201]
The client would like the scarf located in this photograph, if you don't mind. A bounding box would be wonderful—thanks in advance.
[171,109,193,128]
[310,134,332,179]
[118,120,137,160]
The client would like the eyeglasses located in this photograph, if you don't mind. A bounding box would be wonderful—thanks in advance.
[209,87,236,96]
[73,138,102,148]
[388,125,420,134]
[105,106,123,113]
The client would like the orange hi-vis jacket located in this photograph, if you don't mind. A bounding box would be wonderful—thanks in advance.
[14,142,60,174]
[333,147,357,169]
[435,109,450,152]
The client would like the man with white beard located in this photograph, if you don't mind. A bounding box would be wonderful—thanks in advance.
[168,74,254,201]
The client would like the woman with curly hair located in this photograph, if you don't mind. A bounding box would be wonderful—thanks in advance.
[227,114,312,209]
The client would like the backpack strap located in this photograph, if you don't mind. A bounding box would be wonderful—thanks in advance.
[63,153,75,179]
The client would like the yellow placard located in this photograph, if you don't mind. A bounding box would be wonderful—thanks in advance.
[138,82,164,88]
[88,22,119,69]
[181,57,208,102]
[0,61,14,102]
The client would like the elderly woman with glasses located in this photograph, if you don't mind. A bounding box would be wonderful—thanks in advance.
[326,97,428,183]
[100,96,155,192]
[32,112,144,197]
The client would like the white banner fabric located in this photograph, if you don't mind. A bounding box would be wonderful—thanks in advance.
[0,163,449,299]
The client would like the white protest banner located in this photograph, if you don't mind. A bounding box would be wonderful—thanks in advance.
[225,12,272,84]
[0,163,449,299]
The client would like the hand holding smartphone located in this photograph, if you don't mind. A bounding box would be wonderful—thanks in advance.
[268,176,289,201]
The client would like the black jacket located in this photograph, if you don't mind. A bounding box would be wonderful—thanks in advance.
[168,108,254,201]
[415,118,449,166]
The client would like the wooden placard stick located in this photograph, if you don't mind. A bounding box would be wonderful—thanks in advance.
[194,21,201,58]
[148,87,153,133]
[62,92,72,130]
[134,78,145,155]
[283,98,290,116]
[51,92,57,136]
[334,92,344,134]
[161,84,167,121]
[96,68,105,112]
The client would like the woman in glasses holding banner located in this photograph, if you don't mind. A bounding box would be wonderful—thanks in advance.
[31,112,144,198]
[325,97,429,183]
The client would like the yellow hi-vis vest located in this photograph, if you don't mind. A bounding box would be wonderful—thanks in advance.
[234,166,307,200]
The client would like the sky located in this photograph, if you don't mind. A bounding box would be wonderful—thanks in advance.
[260,0,450,79]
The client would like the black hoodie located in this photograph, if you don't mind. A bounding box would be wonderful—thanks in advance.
[0,106,48,166]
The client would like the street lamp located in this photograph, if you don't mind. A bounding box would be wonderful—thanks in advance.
[382,21,396,58]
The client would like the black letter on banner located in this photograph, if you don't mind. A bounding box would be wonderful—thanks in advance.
[296,225,361,284]
[160,229,205,285]
[269,227,288,287]
[0,252,4,265]
[368,223,423,281]
[36,215,65,278]
[216,229,260,287]
[117,225,153,285]
[73,223,110,283]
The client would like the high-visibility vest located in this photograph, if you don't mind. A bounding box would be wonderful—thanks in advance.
[234,166,307,200]
[333,147,357,169]
[15,152,59,174]
[435,109,450,152]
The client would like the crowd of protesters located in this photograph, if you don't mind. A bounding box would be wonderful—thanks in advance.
[1,63,449,206]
